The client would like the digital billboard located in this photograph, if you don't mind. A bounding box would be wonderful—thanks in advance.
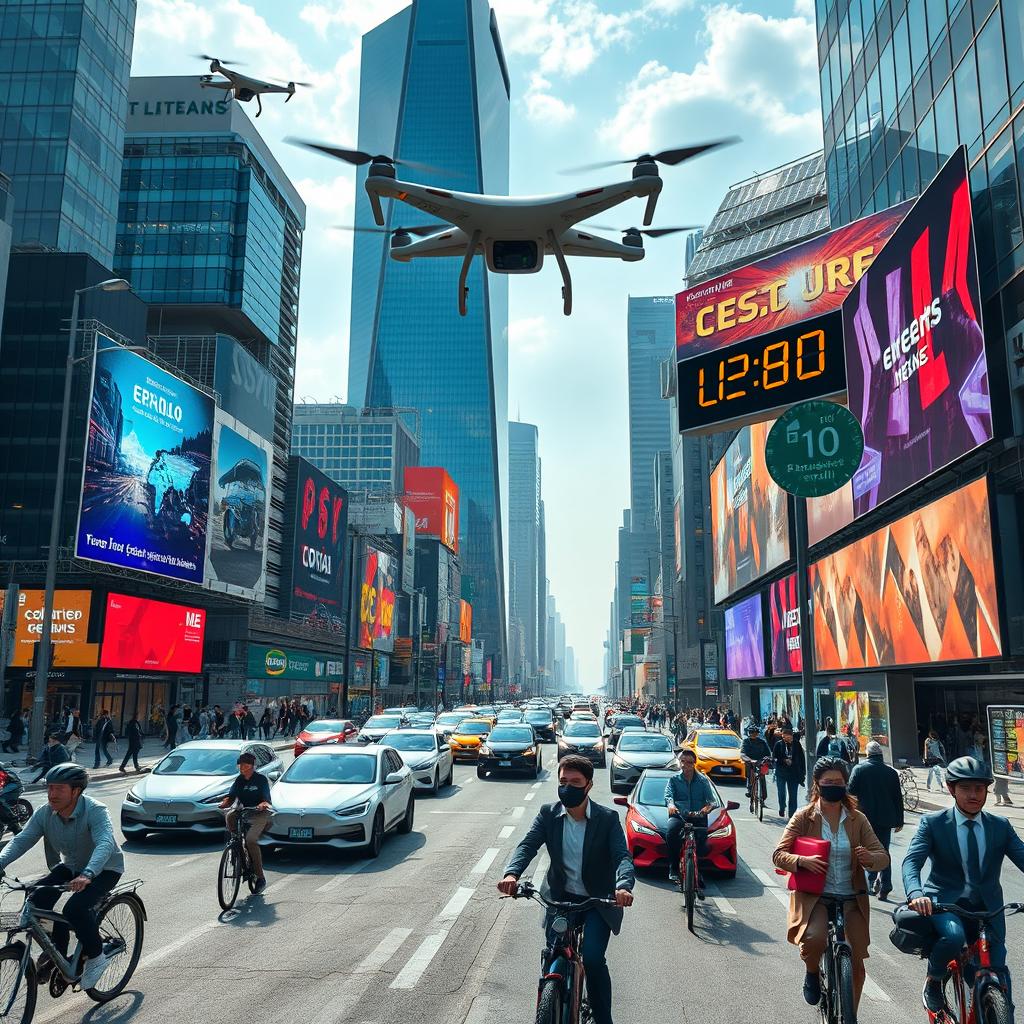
[724,593,765,680]
[100,592,206,673]
[0,590,98,668]
[288,457,348,628]
[810,477,1000,671]
[987,706,1024,779]
[213,336,276,441]
[401,506,415,594]
[459,600,472,643]
[711,419,790,603]
[769,573,804,675]
[359,546,396,651]
[76,338,213,584]
[205,410,272,600]
[404,467,459,553]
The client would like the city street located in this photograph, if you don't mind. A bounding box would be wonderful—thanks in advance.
[5,747,1022,1024]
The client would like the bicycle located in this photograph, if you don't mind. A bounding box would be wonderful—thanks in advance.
[217,807,271,911]
[673,811,707,933]
[0,876,145,1022]
[503,881,617,1024]
[898,762,920,812]
[746,758,771,822]
[817,891,865,1024]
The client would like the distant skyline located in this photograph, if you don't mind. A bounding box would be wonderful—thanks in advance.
[132,0,823,685]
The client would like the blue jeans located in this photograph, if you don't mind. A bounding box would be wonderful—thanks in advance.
[93,739,112,768]
[545,906,614,1024]
[776,777,800,817]
[928,912,1012,1012]
[867,827,892,893]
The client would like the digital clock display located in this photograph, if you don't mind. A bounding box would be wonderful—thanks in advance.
[677,309,847,434]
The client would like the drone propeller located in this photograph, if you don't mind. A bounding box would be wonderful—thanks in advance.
[195,54,246,67]
[580,224,701,238]
[268,77,314,89]
[560,137,740,174]
[287,139,452,178]
[333,223,449,236]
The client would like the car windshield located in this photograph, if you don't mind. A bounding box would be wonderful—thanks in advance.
[305,720,346,734]
[698,733,741,749]
[476,707,496,716]
[282,753,377,785]
[638,776,721,807]
[364,716,402,730]
[457,721,491,735]
[489,727,534,744]
[154,748,242,777]
[618,735,673,753]
[497,712,521,720]
[384,733,436,752]
[615,717,644,728]
[564,722,600,738]
[525,712,552,724]
[436,714,467,727]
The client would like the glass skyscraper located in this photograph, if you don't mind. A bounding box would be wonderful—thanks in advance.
[0,0,136,264]
[349,0,511,676]
[508,422,541,687]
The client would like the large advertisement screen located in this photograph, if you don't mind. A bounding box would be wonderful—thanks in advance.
[213,336,276,441]
[769,573,803,675]
[0,590,98,667]
[100,592,206,673]
[76,339,213,584]
[810,477,1000,671]
[724,593,765,680]
[987,706,1024,779]
[711,420,790,603]
[359,546,396,651]
[404,467,459,553]
[205,410,272,600]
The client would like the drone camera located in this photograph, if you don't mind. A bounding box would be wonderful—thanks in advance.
[368,160,397,180]
[390,230,413,248]
[622,229,644,249]
[632,160,660,180]
[491,239,539,272]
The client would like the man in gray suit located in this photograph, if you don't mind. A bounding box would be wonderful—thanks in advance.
[904,756,1024,1014]
[498,754,634,1024]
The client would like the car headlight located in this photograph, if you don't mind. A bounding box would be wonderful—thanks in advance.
[708,822,734,840]
[595,740,605,751]
[479,746,491,757]
[125,790,141,804]
[201,793,229,804]
[335,801,370,817]
[630,820,661,837]
[522,747,535,757]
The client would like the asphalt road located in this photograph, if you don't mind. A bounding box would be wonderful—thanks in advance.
[6,749,1024,1024]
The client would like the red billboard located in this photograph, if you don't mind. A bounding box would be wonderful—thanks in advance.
[358,547,396,651]
[404,467,459,553]
[100,593,206,673]
[676,203,909,358]
[769,573,803,675]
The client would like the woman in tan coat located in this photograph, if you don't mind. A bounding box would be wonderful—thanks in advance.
[772,756,889,1010]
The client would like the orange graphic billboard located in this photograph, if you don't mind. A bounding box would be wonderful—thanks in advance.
[459,600,472,643]
[0,590,99,667]
[404,467,459,553]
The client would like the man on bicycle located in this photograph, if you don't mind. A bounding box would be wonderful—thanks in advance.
[903,756,1024,1014]
[740,725,772,807]
[497,755,634,1024]
[218,751,272,894]
[0,763,123,990]
[665,748,714,888]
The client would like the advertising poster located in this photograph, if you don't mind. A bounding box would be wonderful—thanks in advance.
[359,546,396,651]
[811,477,1000,671]
[213,336,276,441]
[711,419,790,604]
[100,592,205,673]
[673,500,683,579]
[769,573,803,675]
[0,590,98,668]
[76,339,213,584]
[676,203,909,357]
[404,467,459,553]
[246,644,343,682]
[724,593,765,680]
[459,600,473,644]
[205,410,272,600]
[988,705,1024,779]
[401,506,416,593]
[835,688,891,754]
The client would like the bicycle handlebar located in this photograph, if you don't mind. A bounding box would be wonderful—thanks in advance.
[898,901,1024,921]
[0,877,71,893]
[505,881,618,911]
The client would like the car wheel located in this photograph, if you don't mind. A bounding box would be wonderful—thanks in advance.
[397,796,415,835]
[365,808,385,858]
[476,765,486,779]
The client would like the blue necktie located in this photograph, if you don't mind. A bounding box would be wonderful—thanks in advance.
[965,819,981,901]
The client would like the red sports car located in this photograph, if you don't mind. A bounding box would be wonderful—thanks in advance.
[615,768,739,878]
[293,719,358,758]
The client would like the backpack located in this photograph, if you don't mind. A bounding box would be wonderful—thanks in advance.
[827,736,845,758]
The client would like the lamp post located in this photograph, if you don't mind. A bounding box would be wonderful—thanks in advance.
[31,278,131,756]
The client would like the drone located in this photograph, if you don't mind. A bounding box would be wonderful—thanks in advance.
[196,55,311,117]
[291,138,737,315]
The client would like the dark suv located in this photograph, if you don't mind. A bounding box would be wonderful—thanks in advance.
[522,708,557,743]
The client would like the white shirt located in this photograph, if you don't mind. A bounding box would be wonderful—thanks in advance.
[953,807,987,874]
[557,802,591,896]
[821,806,854,896]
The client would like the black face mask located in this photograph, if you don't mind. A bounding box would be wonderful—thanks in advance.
[819,784,847,803]
[558,783,588,808]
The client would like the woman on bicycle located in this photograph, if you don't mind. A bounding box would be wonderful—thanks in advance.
[772,757,889,1011]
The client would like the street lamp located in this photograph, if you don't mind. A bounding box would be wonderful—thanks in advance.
[31,278,131,754]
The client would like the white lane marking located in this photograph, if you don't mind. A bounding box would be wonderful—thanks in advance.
[429,810,500,815]
[462,776,476,786]
[499,825,515,840]
[390,932,447,989]
[771,888,791,908]
[315,858,373,894]
[439,886,476,919]
[532,849,550,884]
[353,927,413,973]
[166,854,202,869]
[531,781,543,789]
[862,977,891,1003]
[470,847,500,875]
[753,868,780,888]
[139,920,219,969]
[464,995,493,1024]
[511,806,525,819]
[703,883,737,915]
[524,792,536,802]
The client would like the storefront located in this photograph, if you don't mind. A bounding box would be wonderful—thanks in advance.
[245,643,343,719]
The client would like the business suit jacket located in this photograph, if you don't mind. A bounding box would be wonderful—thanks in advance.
[903,808,1024,944]
[504,800,635,933]
[848,756,904,832]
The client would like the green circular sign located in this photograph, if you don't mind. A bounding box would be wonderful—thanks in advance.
[765,400,864,498]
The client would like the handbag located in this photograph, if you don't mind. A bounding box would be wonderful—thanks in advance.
[783,836,832,894]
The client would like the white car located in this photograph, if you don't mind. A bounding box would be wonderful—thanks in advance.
[261,744,414,857]
[381,729,454,795]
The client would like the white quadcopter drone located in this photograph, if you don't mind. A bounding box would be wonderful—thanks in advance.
[197,55,311,117]
[292,138,737,315]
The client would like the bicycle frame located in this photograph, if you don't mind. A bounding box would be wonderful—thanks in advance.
[540,916,586,1019]
[818,893,860,1024]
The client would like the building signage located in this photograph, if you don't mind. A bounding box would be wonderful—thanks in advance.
[459,600,472,644]
[769,573,805,675]
[100,593,206,673]
[724,593,765,680]
[0,590,98,668]
[403,467,459,553]
[987,705,1024,780]
[246,644,343,682]
[359,546,396,652]
[213,336,277,442]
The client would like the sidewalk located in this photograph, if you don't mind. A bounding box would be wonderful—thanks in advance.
[905,765,1024,825]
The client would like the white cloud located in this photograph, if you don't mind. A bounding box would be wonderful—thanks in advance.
[523,74,577,125]
[299,0,409,36]
[507,315,552,359]
[135,0,215,42]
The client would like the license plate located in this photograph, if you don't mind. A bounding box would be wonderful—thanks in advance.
[499,760,512,767]
[288,827,314,839]
[718,767,735,773]
[155,814,177,824]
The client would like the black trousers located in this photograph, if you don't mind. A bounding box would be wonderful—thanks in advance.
[665,816,709,874]
[120,746,141,771]
[30,864,121,959]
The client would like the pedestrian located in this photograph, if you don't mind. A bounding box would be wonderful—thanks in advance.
[197,705,210,740]
[164,705,180,749]
[772,724,806,819]
[92,709,115,769]
[33,731,70,784]
[228,708,241,739]
[64,708,83,761]
[815,720,850,763]
[3,708,23,754]
[993,774,1014,807]
[119,713,144,773]
[213,705,225,738]
[923,729,947,791]
[842,724,860,765]
[259,707,273,740]
[275,703,287,738]
[242,705,256,740]
[848,740,904,900]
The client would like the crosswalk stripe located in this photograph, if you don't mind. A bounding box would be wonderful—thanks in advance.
[390,932,447,990]
[753,868,781,888]
[353,927,412,973]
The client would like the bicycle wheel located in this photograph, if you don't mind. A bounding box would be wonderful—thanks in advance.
[536,977,563,1024]
[0,943,36,1024]
[979,986,1012,1024]
[684,853,696,932]
[86,894,145,1002]
[835,950,857,1024]
[217,844,241,911]
[901,772,920,812]
[757,779,765,822]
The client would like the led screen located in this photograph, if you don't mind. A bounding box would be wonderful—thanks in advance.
[359,546,396,651]
[725,593,765,680]
[100,592,206,673]
[769,573,804,675]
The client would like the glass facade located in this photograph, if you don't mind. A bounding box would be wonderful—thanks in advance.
[508,422,541,685]
[349,0,510,676]
[0,0,136,264]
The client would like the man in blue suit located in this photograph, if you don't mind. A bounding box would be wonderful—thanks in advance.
[903,756,1024,1014]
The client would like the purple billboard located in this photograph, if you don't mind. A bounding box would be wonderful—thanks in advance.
[725,593,766,680]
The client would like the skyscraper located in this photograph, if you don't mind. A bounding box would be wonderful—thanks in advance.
[0,1,137,264]
[508,422,541,686]
[349,0,511,677]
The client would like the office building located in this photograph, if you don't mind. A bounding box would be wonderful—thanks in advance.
[681,228,704,285]
[348,0,511,678]
[537,500,547,684]
[508,422,542,688]
[0,1,137,264]
[0,173,13,324]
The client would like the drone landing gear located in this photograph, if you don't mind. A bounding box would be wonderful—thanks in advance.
[458,229,482,317]
[546,229,573,316]
[255,93,263,118]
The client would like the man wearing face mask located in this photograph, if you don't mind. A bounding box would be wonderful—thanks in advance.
[498,755,635,1024]
[665,747,715,888]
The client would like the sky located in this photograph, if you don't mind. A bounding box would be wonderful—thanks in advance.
[132,0,826,686]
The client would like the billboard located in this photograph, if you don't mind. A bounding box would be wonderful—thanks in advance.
[76,339,213,584]
[459,600,472,643]
[100,592,206,673]
[769,573,804,675]
[987,706,1024,779]
[246,644,343,682]
[810,477,1000,671]
[724,593,765,680]
[359,546,396,651]
[288,458,348,627]
[676,203,910,357]
[213,336,276,441]
[711,419,790,603]
[0,590,98,668]
[205,410,272,600]
[401,506,416,593]
[673,500,683,579]
[404,467,459,553]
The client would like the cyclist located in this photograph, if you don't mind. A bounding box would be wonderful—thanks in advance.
[903,755,1024,1014]
[218,751,272,894]
[0,763,123,990]
[740,724,772,808]
[498,754,634,1024]
[664,748,714,889]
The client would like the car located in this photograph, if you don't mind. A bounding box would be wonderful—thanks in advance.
[615,768,740,878]
[478,724,542,779]
[472,707,498,727]
[381,728,454,795]
[120,740,282,838]
[358,714,406,743]
[607,714,645,747]
[683,729,747,782]
[448,717,493,761]
[433,711,473,740]
[568,711,597,724]
[294,719,358,758]
[557,720,606,768]
[521,708,557,742]
[495,709,524,724]
[405,712,437,728]
[261,744,414,856]
[609,732,679,793]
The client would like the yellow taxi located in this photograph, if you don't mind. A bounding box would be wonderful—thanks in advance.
[683,729,747,783]
[449,717,494,761]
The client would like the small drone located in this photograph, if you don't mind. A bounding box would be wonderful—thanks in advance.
[292,137,736,315]
[196,55,311,117]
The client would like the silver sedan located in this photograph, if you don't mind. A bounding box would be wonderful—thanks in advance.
[609,733,679,793]
[380,729,454,795]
